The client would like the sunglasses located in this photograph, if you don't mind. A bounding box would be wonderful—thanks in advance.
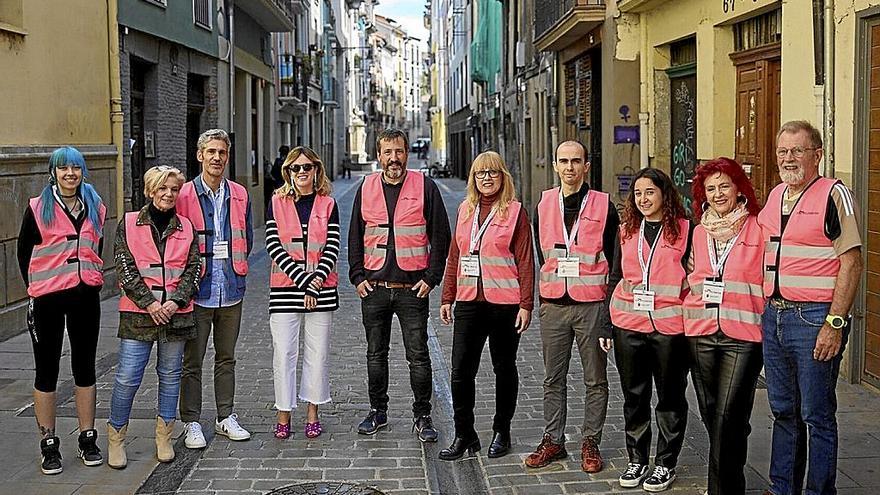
[474,169,501,179]
[287,163,315,173]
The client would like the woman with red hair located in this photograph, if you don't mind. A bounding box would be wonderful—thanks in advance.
[683,157,764,495]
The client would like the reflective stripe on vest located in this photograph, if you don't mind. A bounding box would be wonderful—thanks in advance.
[757,178,840,302]
[176,180,250,277]
[537,187,609,301]
[118,212,195,314]
[682,217,764,342]
[360,171,429,271]
[610,218,689,334]
[270,194,339,289]
[453,200,521,304]
[27,197,106,298]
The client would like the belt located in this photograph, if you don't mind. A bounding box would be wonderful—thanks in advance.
[369,280,415,289]
[769,298,808,309]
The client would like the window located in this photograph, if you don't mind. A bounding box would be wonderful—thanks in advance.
[193,0,211,30]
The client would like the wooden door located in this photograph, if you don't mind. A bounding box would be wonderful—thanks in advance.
[732,46,781,206]
[864,21,880,384]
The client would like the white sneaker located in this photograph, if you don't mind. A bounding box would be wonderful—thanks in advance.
[184,422,207,449]
[215,413,251,441]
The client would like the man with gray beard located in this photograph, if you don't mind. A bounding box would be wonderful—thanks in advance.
[757,120,862,495]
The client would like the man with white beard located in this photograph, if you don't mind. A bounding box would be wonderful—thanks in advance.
[757,120,862,495]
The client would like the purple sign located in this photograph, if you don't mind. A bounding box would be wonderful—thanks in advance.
[614,125,640,144]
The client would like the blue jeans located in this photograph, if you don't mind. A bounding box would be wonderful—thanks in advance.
[109,339,186,429]
[763,301,849,495]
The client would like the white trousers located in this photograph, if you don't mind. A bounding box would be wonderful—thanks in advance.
[269,311,332,411]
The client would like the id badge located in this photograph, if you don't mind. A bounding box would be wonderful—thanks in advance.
[460,255,480,277]
[213,241,230,260]
[557,257,580,278]
[702,279,725,304]
[633,289,655,311]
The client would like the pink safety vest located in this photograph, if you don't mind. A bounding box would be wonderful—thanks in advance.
[453,200,521,305]
[27,197,106,298]
[118,211,195,314]
[537,187,609,302]
[682,216,765,342]
[177,179,250,277]
[360,171,429,271]
[610,218,689,334]
[758,178,840,302]
[270,194,339,288]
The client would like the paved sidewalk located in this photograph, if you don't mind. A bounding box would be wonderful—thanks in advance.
[1,171,879,494]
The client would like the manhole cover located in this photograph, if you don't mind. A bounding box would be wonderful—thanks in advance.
[265,482,384,495]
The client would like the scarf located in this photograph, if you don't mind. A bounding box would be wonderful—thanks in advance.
[701,203,748,241]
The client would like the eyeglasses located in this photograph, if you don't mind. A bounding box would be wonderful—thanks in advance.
[474,169,501,179]
[776,147,818,159]
[153,165,182,174]
[287,163,315,173]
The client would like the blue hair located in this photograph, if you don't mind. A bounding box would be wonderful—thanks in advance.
[39,147,104,232]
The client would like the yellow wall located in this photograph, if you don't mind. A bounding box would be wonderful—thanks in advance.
[830,0,880,185]
[0,0,112,145]
[626,0,778,166]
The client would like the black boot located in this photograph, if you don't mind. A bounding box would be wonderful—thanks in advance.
[439,436,481,461]
[488,431,511,458]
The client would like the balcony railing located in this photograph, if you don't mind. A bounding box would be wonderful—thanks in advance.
[535,0,605,52]
[535,0,604,43]
[277,54,309,101]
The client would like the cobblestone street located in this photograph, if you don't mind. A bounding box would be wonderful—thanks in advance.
[1,172,880,495]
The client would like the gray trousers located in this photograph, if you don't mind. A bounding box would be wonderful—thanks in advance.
[540,302,610,444]
[179,302,243,422]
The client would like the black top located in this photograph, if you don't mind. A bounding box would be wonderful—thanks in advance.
[17,199,103,287]
[348,172,451,287]
[148,203,174,237]
[533,182,621,306]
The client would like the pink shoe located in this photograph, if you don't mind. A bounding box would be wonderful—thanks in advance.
[274,422,290,439]
[304,421,323,439]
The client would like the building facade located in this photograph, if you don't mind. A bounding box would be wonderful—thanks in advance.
[618,0,880,388]
[0,0,123,339]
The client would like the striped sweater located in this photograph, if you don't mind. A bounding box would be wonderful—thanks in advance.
[266,193,340,313]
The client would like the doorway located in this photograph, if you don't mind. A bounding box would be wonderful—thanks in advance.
[858,15,880,388]
[130,58,150,210]
[731,45,782,205]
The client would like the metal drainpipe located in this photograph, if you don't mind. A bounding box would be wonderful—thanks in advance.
[229,0,236,134]
[107,0,125,215]
[824,0,834,177]
[639,12,649,169]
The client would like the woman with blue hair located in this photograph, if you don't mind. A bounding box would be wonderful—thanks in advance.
[17,146,107,474]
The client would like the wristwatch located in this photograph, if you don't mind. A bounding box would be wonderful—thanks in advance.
[825,314,846,330]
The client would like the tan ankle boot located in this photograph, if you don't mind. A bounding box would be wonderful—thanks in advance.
[155,417,175,462]
[107,424,127,469]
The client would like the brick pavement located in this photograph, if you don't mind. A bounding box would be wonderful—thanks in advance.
[2,171,880,494]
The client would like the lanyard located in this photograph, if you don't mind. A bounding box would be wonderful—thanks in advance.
[558,189,591,254]
[706,231,741,277]
[468,203,497,254]
[637,219,663,287]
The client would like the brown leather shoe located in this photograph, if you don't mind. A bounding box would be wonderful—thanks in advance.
[525,434,567,468]
[580,437,603,473]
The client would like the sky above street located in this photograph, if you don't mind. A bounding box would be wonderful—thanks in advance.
[374,0,429,49]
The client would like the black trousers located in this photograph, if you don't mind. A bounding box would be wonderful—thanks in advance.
[613,327,690,468]
[361,286,432,416]
[689,332,763,495]
[29,284,101,392]
[450,301,521,439]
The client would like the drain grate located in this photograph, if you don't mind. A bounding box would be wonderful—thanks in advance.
[265,482,384,495]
